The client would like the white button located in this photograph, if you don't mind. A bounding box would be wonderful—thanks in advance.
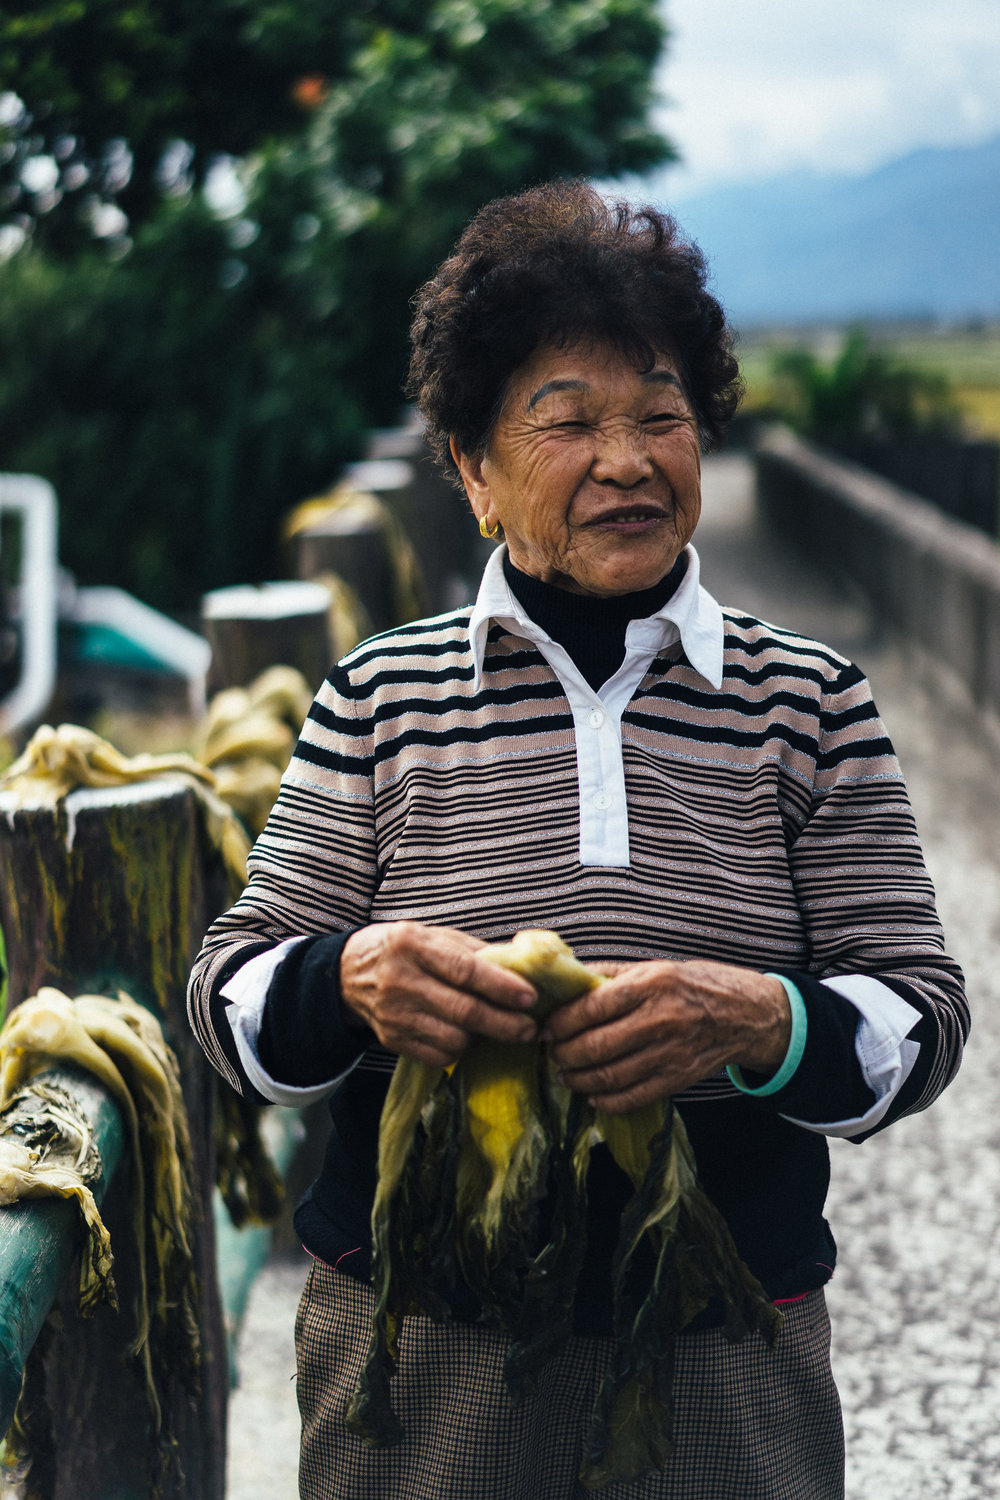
[592,790,612,810]
[588,708,606,729]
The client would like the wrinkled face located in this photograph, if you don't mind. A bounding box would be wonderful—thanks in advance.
[451,340,702,597]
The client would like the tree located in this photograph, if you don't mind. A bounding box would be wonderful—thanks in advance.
[300,0,672,415]
[0,169,362,610]
[0,0,359,246]
[769,330,961,441]
[0,0,674,610]
[2,0,669,259]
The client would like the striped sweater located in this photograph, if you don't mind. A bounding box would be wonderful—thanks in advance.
[188,561,967,1317]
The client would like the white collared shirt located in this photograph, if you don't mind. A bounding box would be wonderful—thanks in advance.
[469,544,723,867]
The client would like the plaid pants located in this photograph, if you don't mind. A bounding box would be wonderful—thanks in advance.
[296,1264,844,1500]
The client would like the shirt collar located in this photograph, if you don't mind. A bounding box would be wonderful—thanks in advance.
[468,543,724,692]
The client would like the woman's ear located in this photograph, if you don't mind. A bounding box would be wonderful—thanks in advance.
[450,436,489,517]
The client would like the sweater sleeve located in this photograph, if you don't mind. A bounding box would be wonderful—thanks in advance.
[186,662,379,1098]
[741,661,968,1138]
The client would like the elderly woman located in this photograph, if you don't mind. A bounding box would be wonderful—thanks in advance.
[188,181,967,1500]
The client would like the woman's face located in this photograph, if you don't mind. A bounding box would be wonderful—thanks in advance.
[451,341,702,597]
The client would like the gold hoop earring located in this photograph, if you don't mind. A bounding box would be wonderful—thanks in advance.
[479,515,499,540]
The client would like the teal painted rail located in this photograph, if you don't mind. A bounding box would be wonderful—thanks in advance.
[0,1064,126,1438]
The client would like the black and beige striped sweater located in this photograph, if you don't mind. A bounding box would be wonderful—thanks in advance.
[188,581,967,1324]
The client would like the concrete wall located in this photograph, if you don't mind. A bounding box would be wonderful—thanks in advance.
[754,424,1000,723]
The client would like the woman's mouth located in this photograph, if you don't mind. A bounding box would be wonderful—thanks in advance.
[587,507,667,530]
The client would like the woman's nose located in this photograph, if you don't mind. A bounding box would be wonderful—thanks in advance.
[589,426,654,487]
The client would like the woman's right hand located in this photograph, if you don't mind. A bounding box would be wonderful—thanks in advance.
[340,921,539,1068]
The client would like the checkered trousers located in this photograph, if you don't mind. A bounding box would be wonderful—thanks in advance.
[295,1264,844,1500]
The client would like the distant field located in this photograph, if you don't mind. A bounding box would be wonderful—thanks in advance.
[954,386,1000,439]
[736,322,1000,438]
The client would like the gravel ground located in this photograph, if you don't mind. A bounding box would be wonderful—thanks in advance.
[226,454,1000,1498]
[227,1254,308,1500]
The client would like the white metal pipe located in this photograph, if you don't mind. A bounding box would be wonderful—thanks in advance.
[0,474,58,736]
[72,585,212,715]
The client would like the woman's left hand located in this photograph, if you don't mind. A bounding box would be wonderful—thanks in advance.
[542,960,791,1114]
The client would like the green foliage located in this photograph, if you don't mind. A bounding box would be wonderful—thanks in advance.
[0,160,363,611]
[769,330,962,442]
[0,0,359,244]
[306,0,670,416]
[3,0,669,260]
[0,0,672,611]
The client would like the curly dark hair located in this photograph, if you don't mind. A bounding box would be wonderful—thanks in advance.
[407,179,741,480]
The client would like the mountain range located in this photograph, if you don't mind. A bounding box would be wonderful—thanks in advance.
[641,134,1000,327]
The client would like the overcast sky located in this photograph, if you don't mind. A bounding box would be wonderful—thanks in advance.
[655,0,1000,197]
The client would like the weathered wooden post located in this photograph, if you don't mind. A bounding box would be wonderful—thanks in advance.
[201,580,333,698]
[289,491,404,635]
[357,432,488,609]
[0,773,232,1499]
[0,1065,126,1439]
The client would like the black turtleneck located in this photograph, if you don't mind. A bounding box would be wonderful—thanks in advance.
[502,551,688,691]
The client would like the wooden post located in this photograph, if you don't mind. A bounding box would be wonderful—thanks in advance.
[0,778,230,1500]
[0,1065,126,1439]
[201,580,333,698]
[291,496,401,634]
[360,434,491,607]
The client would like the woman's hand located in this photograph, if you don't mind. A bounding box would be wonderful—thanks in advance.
[542,959,791,1114]
[340,921,538,1069]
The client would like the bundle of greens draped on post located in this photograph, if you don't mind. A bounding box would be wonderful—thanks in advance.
[347,930,781,1490]
[0,989,201,1494]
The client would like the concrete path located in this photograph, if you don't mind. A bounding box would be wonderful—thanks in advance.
[226,1253,306,1500]
[226,453,1000,1498]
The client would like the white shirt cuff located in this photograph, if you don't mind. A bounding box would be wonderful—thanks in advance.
[781,974,921,1138]
[222,938,358,1106]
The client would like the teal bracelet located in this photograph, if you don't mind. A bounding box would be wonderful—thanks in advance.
[726,975,807,1097]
